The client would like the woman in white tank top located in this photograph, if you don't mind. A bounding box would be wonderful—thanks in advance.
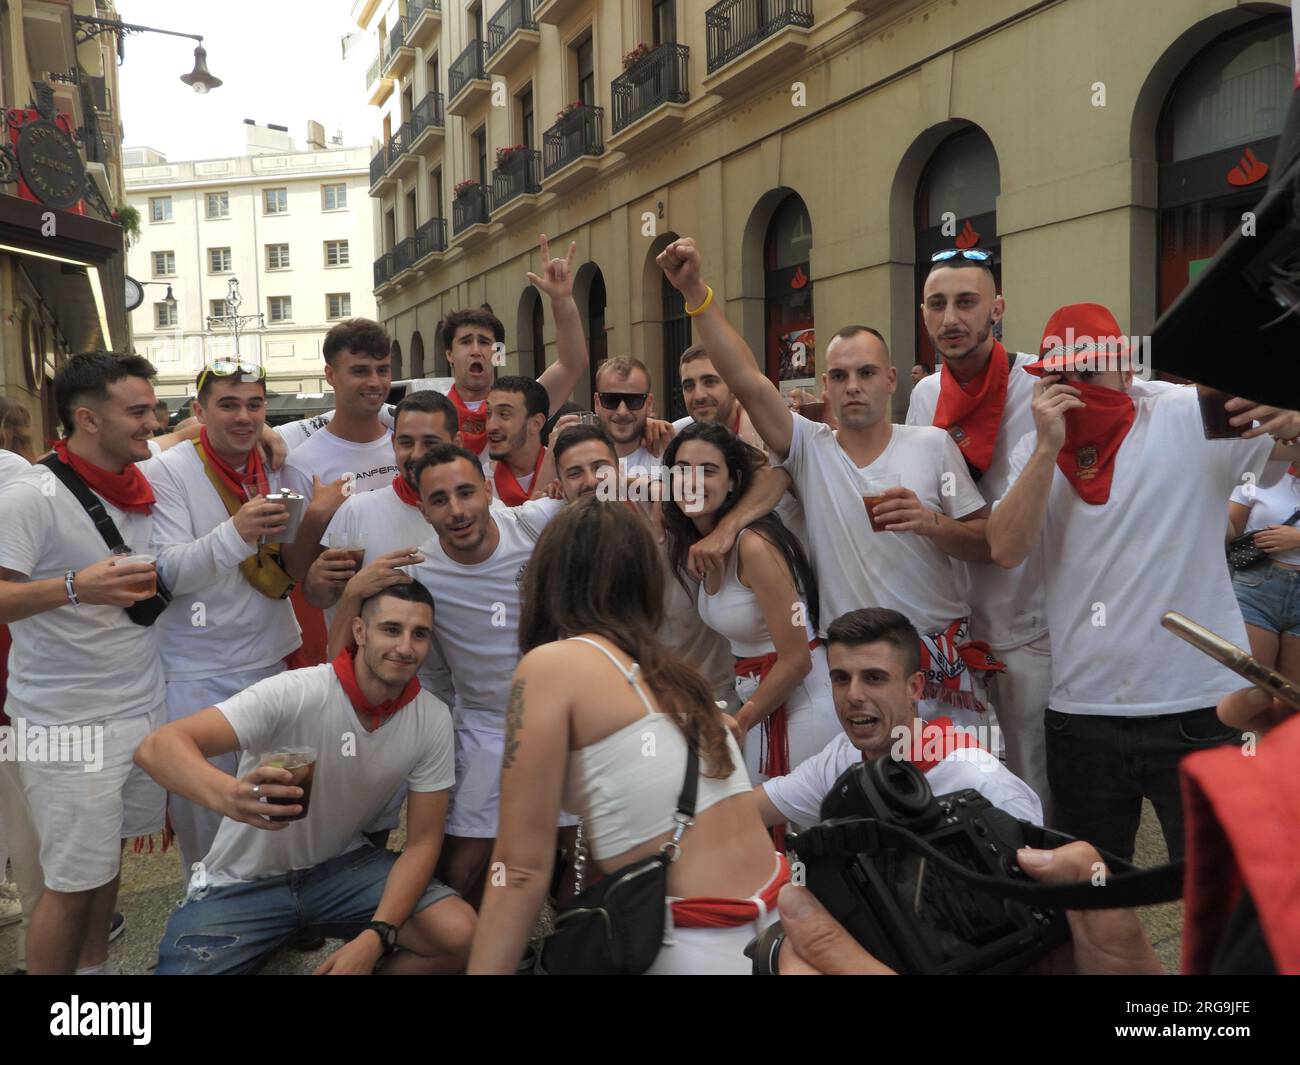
[662,423,840,794]
[467,497,786,975]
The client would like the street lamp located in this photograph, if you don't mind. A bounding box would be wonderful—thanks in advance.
[206,278,264,358]
[73,16,223,94]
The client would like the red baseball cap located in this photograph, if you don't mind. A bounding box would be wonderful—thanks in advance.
[1026,303,1135,375]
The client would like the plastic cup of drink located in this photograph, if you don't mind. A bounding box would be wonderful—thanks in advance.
[1196,385,1247,440]
[258,747,317,822]
[577,411,601,427]
[860,473,902,532]
[111,546,157,595]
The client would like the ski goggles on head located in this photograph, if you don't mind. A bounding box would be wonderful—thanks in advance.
[197,360,266,394]
[930,248,993,264]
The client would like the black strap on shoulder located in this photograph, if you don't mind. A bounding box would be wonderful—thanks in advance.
[38,454,127,552]
[676,742,700,818]
[794,817,1184,910]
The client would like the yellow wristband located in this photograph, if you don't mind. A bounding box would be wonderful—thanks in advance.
[684,285,714,317]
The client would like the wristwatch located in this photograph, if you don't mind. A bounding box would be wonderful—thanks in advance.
[64,570,79,606]
[364,920,399,956]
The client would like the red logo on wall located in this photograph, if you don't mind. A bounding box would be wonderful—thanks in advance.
[1226,146,1268,187]
[790,264,808,290]
[954,220,980,249]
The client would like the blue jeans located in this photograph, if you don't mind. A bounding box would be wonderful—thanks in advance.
[1044,706,1240,864]
[155,845,457,975]
[1232,561,1300,636]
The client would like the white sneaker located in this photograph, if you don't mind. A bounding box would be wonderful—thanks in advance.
[0,881,21,928]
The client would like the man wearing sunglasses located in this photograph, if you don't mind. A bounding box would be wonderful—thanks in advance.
[139,362,301,877]
[593,356,666,480]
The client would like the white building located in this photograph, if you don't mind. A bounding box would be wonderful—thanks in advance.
[124,120,377,406]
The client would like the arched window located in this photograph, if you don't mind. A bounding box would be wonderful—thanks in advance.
[1157,15,1291,314]
[763,193,814,388]
[661,272,691,419]
[914,127,1000,368]
[410,331,425,378]
[433,321,449,376]
[390,339,403,381]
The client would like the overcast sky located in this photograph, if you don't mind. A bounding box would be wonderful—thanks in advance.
[117,0,375,161]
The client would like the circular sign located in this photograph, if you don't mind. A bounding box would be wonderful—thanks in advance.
[124,276,144,312]
[16,118,85,210]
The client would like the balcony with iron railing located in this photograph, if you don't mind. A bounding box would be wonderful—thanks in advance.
[381,17,414,79]
[373,250,397,290]
[369,145,392,194]
[704,0,814,95]
[452,183,494,244]
[610,43,690,152]
[448,40,491,116]
[491,147,542,223]
[485,0,540,78]
[542,104,604,192]
[415,217,448,261]
[388,121,418,177]
[409,91,445,155]
[407,0,442,49]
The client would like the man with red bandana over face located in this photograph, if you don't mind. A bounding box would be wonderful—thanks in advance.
[988,302,1300,863]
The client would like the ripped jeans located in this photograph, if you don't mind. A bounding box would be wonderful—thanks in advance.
[154,844,457,975]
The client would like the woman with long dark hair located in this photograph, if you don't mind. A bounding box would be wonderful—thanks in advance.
[662,422,838,792]
[467,497,786,974]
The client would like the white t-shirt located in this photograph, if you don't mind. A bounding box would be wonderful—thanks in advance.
[781,416,986,635]
[1230,470,1300,566]
[0,448,30,486]
[0,464,164,725]
[202,664,454,886]
[762,731,1043,827]
[273,405,397,453]
[279,426,399,501]
[999,384,1282,716]
[620,445,664,481]
[411,496,565,732]
[321,484,454,704]
[139,442,300,681]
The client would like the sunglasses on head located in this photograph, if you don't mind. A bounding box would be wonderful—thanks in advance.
[198,360,266,394]
[930,248,993,264]
[596,392,649,411]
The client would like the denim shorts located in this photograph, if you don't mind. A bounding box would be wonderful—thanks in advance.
[154,844,457,975]
[1232,561,1300,637]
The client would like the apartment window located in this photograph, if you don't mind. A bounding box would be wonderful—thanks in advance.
[151,250,176,276]
[209,299,232,320]
[268,296,292,322]
[426,55,439,95]
[652,0,677,45]
[431,167,444,218]
[518,86,534,152]
[205,191,230,219]
[154,302,178,328]
[149,196,172,222]
[266,243,291,270]
[327,293,352,320]
[208,247,232,273]
[474,127,487,186]
[405,191,418,236]
[575,34,594,107]
[325,240,350,266]
[470,2,484,43]
[322,183,348,210]
[263,188,288,214]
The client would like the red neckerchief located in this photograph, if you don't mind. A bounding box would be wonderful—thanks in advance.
[331,648,421,731]
[862,716,983,773]
[1024,365,1135,505]
[671,853,789,929]
[493,446,546,508]
[52,439,155,513]
[198,428,264,500]
[1289,462,1300,479]
[392,473,421,507]
[449,385,487,456]
[931,342,1011,474]
[735,638,822,852]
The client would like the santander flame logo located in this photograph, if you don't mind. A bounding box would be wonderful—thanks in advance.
[790,264,808,290]
[954,219,980,249]
[1226,146,1268,187]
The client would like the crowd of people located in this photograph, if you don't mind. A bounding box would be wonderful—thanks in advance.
[1,231,1297,976]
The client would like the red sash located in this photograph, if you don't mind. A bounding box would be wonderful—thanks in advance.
[198,428,266,500]
[449,385,487,456]
[670,853,789,929]
[493,446,546,508]
[52,439,154,513]
[932,342,1011,474]
[872,716,984,771]
[392,473,421,507]
[331,648,421,731]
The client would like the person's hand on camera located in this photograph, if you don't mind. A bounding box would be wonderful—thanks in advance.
[74,557,156,607]
[775,883,896,975]
[345,548,422,601]
[232,496,290,545]
[1017,841,1163,975]
[1225,397,1300,442]
[222,765,300,830]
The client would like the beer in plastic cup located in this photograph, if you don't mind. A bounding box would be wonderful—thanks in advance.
[112,547,157,596]
[860,473,902,532]
[258,747,317,822]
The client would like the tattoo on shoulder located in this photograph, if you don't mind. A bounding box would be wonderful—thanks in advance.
[502,679,525,770]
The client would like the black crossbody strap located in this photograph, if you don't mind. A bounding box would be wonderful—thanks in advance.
[676,742,700,818]
[38,454,127,551]
[797,817,1184,909]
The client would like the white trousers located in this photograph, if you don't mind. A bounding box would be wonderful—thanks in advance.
[985,634,1053,824]
[0,754,43,966]
[734,644,840,790]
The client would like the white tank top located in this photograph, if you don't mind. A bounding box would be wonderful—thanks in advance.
[561,637,752,861]
[696,529,816,658]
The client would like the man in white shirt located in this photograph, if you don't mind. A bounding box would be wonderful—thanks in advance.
[906,249,1052,815]
[755,608,1042,830]
[136,581,474,975]
[141,362,301,876]
[987,302,1300,861]
[671,346,767,450]
[657,237,997,726]
[0,352,165,974]
[484,376,550,506]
